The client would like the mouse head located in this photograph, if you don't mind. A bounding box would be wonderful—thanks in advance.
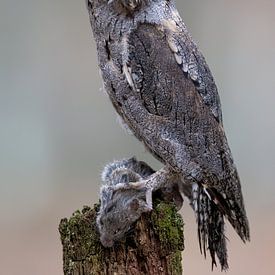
[97,188,149,247]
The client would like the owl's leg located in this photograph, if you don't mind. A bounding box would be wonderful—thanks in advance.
[112,166,176,209]
[143,166,175,209]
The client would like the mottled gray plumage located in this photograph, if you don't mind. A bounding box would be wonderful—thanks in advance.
[86,0,249,270]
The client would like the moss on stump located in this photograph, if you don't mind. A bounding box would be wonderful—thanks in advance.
[59,201,184,275]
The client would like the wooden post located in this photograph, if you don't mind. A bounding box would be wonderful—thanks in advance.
[59,200,184,275]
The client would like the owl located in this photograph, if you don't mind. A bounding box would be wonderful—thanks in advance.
[86,0,249,270]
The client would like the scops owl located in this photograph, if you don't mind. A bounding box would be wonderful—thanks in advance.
[86,0,250,270]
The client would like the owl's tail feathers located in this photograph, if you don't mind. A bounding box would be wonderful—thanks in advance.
[205,183,250,244]
[192,175,250,270]
[192,184,229,271]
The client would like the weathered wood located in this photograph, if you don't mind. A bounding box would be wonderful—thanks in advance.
[59,200,184,275]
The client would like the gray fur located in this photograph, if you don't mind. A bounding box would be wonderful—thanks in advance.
[87,0,249,270]
[97,157,152,247]
[97,157,182,247]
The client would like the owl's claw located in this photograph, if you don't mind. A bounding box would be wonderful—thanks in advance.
[111,179,147,191]
[145,188,153,210]
[111,182,153,210]
[111,166,174,210]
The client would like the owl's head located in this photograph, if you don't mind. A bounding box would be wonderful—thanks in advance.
[87,0,171,38]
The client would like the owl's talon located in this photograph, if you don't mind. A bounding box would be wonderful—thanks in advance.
[111,180,147,192]
[145,188,153,210]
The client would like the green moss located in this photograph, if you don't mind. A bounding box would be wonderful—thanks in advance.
[169,251,183,275]
[60,201,184,274]
[152,200,184,252]
[150,200,184,274]
[59,206,104,274]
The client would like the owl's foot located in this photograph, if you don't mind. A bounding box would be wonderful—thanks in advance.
[112,166,175,210]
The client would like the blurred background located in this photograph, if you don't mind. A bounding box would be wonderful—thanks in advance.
[0,0,274,274]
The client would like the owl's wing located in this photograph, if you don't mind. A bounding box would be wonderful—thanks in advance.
[161,16,223,123]
[125,23,226,176]
[123,23,249,268]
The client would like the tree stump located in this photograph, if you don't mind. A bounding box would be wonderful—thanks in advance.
[59,200,184,275]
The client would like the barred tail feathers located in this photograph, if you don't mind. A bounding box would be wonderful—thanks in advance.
[217,145,250,243]
[206,177,250,243]
[192,183,228,270]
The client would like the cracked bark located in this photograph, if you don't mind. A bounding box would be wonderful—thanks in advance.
[59,200,184,275]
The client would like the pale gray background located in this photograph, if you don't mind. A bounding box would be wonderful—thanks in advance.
[0,0,274,274]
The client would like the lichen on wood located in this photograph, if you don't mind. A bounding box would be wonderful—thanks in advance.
[59,201,184,275]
